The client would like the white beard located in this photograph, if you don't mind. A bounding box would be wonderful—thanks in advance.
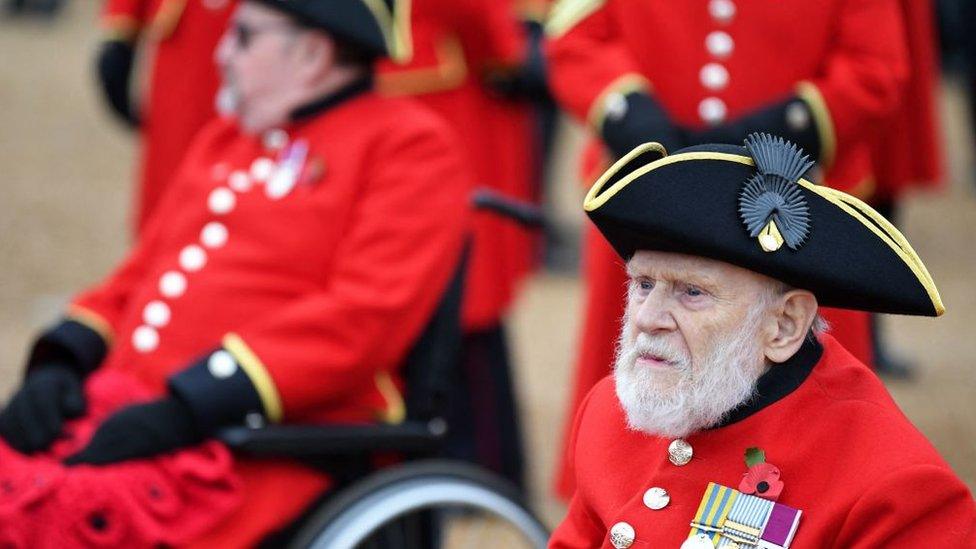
[613,304,768,439]
[215,84,240,117]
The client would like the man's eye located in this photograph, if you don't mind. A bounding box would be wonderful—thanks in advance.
[639,280,653,291]
[685,286,704,297]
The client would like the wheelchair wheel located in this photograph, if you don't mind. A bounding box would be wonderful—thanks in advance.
[290,459,550,549]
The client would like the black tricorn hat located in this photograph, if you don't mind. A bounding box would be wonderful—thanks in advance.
[252,0,412,62]
[585,134,943,316]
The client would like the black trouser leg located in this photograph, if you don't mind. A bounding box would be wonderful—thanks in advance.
[445,323,527,493]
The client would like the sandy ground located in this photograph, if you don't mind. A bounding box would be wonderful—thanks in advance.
[1,2,974,538]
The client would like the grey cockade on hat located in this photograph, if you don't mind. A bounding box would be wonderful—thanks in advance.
[738,133,814,252]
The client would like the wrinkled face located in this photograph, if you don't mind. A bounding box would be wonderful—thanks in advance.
[614,250,777,438]
[214,3,304,132]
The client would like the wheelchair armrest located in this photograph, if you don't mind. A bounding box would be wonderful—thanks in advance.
[217,419,447,458]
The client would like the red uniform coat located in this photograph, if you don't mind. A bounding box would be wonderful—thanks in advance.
[102,0,235,235]
[550,335,976,548]
[377,0,536,329]
[547,0,909,497]
[872,0,945,200]
[18,88,470,546]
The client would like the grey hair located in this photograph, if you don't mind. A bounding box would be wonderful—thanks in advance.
[761,281,828,338]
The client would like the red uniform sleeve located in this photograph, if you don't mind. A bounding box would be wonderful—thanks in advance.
[795,0,909,171]
[224,123,471,422]
[834,464,976,547]
[544,1,650,131]
[548,382,606,548]
[455,0,527,69]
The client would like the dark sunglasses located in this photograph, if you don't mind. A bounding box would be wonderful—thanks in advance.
[231,21,297,49]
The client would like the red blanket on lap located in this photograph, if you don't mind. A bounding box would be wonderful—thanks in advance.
[0,370,242,548]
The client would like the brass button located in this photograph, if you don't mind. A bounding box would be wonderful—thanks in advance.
[668,439,693,466]
[642,487,670,510]
[609,522,635,548]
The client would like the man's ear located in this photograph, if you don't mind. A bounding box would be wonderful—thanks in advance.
[763,289,818,363]
[296,33,338,80]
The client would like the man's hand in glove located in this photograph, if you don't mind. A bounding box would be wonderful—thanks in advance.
[0,363,86,454]
[600,91,684,160]
[64,397,202,466]
[681,96,822,161]
[95,39,140,127]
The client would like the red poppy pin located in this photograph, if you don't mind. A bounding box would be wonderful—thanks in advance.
[739,447,783,501]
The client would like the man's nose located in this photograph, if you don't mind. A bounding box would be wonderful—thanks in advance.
[633,289,677,334]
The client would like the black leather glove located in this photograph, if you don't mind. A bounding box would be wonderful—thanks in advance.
[95,39,140,127]
[64,397,202,466]
[0,363,86,454]
[682,96,821,161]
[601,91,685,160]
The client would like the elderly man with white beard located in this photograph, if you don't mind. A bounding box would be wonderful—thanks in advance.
[550,134,976,549]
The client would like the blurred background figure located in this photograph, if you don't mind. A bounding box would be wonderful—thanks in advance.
[377,0,545,494]
[4,0,64,18]
[95,0,236,235]
[869,0,946,379]
[544,0,910,499]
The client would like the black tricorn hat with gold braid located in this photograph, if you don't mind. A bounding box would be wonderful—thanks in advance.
[584,133,944,316]
[253,0,412,62]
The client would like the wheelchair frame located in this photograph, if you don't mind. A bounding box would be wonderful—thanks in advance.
[218,191,550,548]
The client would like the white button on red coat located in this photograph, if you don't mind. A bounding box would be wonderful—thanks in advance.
[132,325,159,353]
[250,158,276,181]
[609,522,636,548]
[709,0,736,23]
[604,92,629,122]
[700,63,730,90]
[208,188,236,215]
[706,30,734,59]
[201,222,229,249]
[698,97,728,125]
[159,271,187,298]
[179,245,207,272]
[208,351,238,379]
[643,487,671,510]
[142,300,171,328]
[228,170,252,192]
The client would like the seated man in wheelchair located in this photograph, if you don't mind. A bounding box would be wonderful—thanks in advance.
[0,0,472,544]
